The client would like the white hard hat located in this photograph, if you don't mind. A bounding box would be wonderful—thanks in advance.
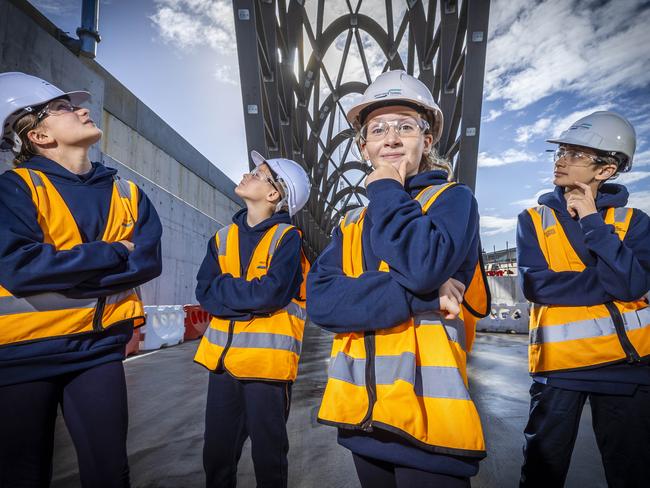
[346,70,443,144]
[547,111,636,172]
[251,150,311,217]
[0,72,90,152]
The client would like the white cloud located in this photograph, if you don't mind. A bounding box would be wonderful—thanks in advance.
[634,149,650,168]
[478,148,537,167]
[482,109,503,123]
[485,0,650,111]
[480,215,518,236]
[150,0,235,53]
[616,171,650,186]
[516,117,552,144]
[214,64,238,85]
[510,188,553,208]
[628,190,650,215]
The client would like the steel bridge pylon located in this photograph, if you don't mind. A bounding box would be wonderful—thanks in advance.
[232,0,490,260]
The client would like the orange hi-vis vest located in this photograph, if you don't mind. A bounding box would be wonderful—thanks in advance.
[194,223,310,381]
[0,168,145,347]
[527,205,650,374]
[318,183,490,458]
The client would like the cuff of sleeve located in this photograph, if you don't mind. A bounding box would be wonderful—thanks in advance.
[366,179,405,201]
[110,242,130,260]
[579,213,607,233]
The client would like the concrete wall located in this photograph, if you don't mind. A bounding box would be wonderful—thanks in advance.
[103,155,224,305]
[0,0,242,304]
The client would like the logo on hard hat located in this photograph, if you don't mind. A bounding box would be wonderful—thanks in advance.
[568,123,592,131]
[373,88,402,99]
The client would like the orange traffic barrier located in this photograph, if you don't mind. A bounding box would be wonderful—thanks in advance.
[184,304,210,340]
[126,327,141,356]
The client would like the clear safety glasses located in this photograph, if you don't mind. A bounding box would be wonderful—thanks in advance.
[360,117,429,142]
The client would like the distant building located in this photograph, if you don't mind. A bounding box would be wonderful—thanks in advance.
[482,247,517,276]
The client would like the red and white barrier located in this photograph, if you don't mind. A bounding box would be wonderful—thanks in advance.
[183,304,210,341]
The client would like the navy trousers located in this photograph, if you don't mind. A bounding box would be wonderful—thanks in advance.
[352,454,471,488]
[520,382,650,488]
[203,372,291,488]
[0,361,130,488]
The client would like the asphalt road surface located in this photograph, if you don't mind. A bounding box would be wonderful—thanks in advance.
[51,329,606,487]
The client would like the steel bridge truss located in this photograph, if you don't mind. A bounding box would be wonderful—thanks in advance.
[233,0,490,259]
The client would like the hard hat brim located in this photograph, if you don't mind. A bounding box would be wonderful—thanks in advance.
[250,149,266,168]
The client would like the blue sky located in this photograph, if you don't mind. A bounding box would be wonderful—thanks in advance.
[28,0,650,252]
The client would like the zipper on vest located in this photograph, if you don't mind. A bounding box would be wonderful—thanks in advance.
[92,297,106,332]
[359,331,377,432]
[216,320,236,372]
[604,302,640,363]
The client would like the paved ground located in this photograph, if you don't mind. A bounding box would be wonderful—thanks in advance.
[52,329,606,488]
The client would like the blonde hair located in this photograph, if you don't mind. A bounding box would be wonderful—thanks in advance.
[11,112,41,166]
[419,147,454,181]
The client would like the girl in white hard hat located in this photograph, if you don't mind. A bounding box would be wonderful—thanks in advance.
[0,72,162,487]
[307,70,490,487]
[194,151,311,488]
[517,111,650,487]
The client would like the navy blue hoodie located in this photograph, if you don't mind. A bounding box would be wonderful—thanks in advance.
[307,170,482,477]
[517,184,650,394]
[195,208,303,321]
[0,156,163,386]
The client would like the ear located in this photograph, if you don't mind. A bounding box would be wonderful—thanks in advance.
[26,126,53,148]
[422,133,433,153]
[359,140,370,162]
[595,163,618,182]
[265,188,280,204]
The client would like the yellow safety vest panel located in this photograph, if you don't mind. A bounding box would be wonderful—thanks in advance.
[0,168,144,346]
[194,223,310,381]
[318,183,489,458]
[527,205,650,373]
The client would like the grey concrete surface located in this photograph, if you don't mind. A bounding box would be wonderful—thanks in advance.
[51,331,607,488]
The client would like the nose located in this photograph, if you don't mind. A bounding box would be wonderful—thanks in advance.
[76,106,90,116]
[384,125,402,146]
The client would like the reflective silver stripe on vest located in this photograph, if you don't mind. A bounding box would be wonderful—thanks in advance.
[269,224,293,258]
[530,308,650,345]
[27,169,44,188]
[614,207,629,223]
[284,301,307,321]
[328,351,470,400]
[204,327,302,355]
[414,184,446,208]
[114,177,132,200]
[0,293,96,316]
[216,225,231,257]
[0,288,138,316]
[414,312,467,351]
[536,206,556,231]
[344,207,365,226]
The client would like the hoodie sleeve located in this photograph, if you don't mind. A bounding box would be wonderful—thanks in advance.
[579,209,650,301]
[365,179,480,295]
[196,229,303,319]
[516,210,616,305]
[0,172,129,296]
[64,189,163,298]
[306,226,415,333]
